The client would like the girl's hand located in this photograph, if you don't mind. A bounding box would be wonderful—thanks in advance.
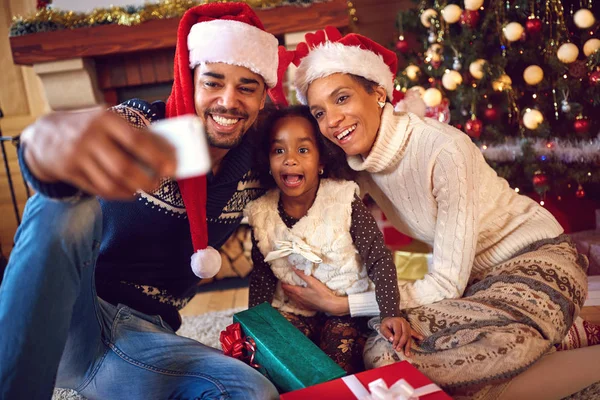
[380,317,424,357]
[281,268,350,316]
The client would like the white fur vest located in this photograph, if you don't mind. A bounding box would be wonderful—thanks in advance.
[245,179,374,316]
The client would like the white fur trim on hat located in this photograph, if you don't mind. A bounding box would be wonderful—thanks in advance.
[188,19,279,88]
[294,42,394,104]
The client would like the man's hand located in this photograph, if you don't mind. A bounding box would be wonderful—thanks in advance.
[22,109,177,200]
[380,316,424,357]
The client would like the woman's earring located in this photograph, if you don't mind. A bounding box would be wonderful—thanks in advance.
[268,170,272,175]
[377,101,386,109]
[318,168,324,175]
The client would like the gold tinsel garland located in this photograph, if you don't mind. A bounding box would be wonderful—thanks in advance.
[11,0,324,36]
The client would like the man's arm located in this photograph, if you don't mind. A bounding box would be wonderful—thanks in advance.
[20,108,176,200]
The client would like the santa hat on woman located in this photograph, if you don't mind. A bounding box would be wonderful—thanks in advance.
[269,26,424,115]
[166,3,279,279]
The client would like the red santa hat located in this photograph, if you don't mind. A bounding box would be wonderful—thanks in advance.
[293,28,398,105]
[270,26,423,116]
[165,3,278,279]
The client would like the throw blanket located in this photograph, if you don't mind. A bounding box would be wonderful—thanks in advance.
[364,235,588,400]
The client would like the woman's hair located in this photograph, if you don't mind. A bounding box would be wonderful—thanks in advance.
[254,105,356,189]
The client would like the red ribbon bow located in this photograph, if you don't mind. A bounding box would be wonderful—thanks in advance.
[220,323,260,368]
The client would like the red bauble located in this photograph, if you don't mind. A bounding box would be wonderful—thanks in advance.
[525,18,542,36]
[590,71,600,86]
[532,172,548,187]
[465,118,483,138]
[575,185,585,198]
[395,39,410,53]
[483,105,500,121]
[37,0,50,9]
[574,118,590,134]
[460,10,480,29]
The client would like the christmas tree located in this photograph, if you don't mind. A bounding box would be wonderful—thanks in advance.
[393,0,599,202]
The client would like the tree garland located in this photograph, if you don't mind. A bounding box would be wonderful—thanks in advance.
[11,0,325,37]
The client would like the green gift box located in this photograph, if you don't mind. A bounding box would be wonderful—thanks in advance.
[233,302,346,393]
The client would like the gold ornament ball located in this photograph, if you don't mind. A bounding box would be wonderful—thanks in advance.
[464,0,484,11]
[573,9,595,29]
[503,22,524,42]
[523,109,544,130]
[441,4,462,24]
[420,9,438,28]
[423,88,443,107]
[523,65,544,85]
[469,59,487,80]
[584,38,600,57]
[405,65,421,81]
[442,70,463,91]
[492,74,512,91]
[557,43,579,63]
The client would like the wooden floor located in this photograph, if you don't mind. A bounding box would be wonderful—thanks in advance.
[181,287,600,325]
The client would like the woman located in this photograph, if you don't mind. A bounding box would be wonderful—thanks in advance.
[277,27,597,399]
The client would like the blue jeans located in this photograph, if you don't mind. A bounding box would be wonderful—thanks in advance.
[0,194,278,400]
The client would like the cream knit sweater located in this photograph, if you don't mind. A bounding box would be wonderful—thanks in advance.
[347,104,563,316]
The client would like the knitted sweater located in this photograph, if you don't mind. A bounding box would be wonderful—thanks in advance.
[18,99,264,330]
[346,104,563,315]
[246,180,400,318]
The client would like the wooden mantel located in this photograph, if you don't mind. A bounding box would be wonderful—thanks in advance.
[10,0,349,66]
[9,1,349,110]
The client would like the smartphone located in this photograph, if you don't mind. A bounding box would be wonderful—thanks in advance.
[149,115,211,179]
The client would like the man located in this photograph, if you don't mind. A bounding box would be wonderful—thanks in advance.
[0,3,280,399]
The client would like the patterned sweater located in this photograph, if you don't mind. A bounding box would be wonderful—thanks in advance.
[18,99,264,330]
[345,104,563,315]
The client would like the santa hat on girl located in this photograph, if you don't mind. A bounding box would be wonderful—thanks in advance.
[268,26,424,115]
[166,3,279,279]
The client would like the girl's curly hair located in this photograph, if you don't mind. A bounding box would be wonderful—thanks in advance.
[253,105,356,189]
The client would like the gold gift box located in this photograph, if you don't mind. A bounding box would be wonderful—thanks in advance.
[393,251,430,281]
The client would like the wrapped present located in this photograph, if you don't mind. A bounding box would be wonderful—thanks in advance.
[394,251,430,281]
[280,361,451,399]
[231,302,346,392]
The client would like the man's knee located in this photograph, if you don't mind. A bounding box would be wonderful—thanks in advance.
[19,194,102,250]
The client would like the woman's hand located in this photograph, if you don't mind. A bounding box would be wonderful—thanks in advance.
[281,269,350,316]
[380,317,424,357]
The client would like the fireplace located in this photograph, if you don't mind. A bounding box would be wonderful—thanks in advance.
[9,1,350,110]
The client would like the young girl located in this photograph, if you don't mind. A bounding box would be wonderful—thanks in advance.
[245,106,420,373]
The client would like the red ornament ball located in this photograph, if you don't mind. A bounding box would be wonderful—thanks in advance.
[460,10,480,29]
[575,185,585,198]
[465,118,483,138]
[525,18,542,36]
[590,71,600,86]
[574,118,590,134]
[36,0,50,9]
[483,105,500,121]
[569,61,587,80]
[532,172,548,187]
[395,39,410,53]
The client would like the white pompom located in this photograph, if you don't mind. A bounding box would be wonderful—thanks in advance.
[394,88,426,118]
[190,246,222,279]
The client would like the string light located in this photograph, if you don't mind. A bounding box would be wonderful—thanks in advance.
[540,200,545,206]
[515,187,520,193]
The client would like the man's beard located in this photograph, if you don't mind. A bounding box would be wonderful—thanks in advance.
[206,130,245,149]
[204,106,249,149]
